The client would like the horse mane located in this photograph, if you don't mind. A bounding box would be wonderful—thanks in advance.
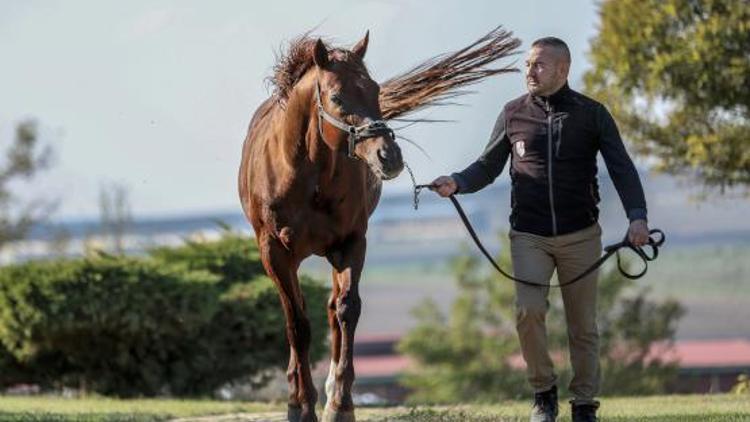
[379,26,521,120]
[267,27,521,119]
[268,35,359,104]
[268,35,316,103]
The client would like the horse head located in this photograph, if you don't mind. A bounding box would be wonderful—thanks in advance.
[312,33,404,180]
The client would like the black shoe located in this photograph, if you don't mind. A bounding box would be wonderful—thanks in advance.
[571,400,600,422]
[530,386,558,422]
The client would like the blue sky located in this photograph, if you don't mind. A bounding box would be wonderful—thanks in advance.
[1,0,600,219]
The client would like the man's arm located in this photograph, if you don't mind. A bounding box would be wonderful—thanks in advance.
[598,103,650,245]
[450,109,512,194]
[598,104,647,221]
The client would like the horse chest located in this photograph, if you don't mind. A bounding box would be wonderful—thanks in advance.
[310,189,361,234]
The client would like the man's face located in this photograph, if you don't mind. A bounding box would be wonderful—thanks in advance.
[525,46,568,97]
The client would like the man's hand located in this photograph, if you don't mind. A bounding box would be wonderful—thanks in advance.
[628,219,650,247]
[430,175,458,197]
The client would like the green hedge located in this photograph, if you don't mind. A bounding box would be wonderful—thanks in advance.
[0,232,328,397]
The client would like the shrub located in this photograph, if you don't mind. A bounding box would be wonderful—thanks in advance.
[0,232,328,397]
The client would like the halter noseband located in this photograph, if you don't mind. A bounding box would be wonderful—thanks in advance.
[314,81,394,159]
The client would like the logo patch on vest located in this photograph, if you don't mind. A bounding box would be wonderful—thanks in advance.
[515,141,526,157]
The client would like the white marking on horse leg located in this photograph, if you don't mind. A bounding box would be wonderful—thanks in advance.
[324,359,337,408]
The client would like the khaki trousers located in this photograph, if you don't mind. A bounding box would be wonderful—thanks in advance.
[509,223,602,403]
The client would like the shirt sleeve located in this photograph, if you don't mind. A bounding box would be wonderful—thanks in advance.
[451,109,511,194]
[598,104,648,222]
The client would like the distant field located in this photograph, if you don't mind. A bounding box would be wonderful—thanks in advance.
[300,242,750,339]
[644,243,750,300]
[0,394,748,421]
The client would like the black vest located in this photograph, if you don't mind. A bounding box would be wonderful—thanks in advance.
[505,85,602,236]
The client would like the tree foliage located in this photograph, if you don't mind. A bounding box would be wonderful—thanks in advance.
[397,243,525,403]
[398,236,684,403]
[584,0,750,189]
[0,231,328,397]
[98,182,132,255]
[0,120,54,248]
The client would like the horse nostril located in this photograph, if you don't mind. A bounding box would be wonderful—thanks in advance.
[377,148,388,162]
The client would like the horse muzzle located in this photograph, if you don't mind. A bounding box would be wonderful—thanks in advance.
[373,141,404,180]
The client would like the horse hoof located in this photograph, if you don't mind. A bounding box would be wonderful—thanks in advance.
[322,406,355,422]
[288,405,319,422]
[287,405,302,422]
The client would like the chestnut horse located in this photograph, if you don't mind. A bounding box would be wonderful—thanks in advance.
[239,29,519,422]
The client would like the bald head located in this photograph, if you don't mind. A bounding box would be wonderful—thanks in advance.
[531,37,571,64]
[525,37,571,97]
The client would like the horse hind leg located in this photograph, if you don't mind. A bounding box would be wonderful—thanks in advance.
[324,271,341,409]
[259,234,318,422]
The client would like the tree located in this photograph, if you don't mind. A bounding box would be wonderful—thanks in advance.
[397,236,684,403]
[0,120,54,249]
[98,182,132,255]
[584,0,750,190]
[397,243,525,403]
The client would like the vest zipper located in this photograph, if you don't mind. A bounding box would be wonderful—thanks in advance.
[546,102,558,236]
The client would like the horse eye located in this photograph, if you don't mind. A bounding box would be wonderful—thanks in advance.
[330,93,344,106]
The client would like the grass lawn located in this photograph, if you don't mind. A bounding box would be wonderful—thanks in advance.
[0,396,279,421]
[0,394,748,421]
[358,394,750,421]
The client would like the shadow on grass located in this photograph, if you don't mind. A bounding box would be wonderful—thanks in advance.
[0,413,164,422]
[3,410,749,422]
[370,409,750,422]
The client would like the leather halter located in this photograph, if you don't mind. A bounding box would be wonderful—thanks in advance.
[314,81,394,159]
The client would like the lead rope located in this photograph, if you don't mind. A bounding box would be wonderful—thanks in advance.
[409,179,665,288]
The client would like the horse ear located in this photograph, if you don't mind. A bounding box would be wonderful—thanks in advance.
[313,38,329,68]
[352,30,369,60]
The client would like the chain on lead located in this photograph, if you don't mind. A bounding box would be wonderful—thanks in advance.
[404,161,423,210]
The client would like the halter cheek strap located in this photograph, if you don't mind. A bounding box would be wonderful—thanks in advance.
[315,81,394,159]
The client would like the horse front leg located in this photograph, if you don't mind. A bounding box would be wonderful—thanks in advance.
[323,236,365,422]
[259,233,318,422]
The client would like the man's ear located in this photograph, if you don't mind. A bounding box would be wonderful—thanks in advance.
[351,30,369,60]
[313,38,329,68]
[556,59,571,80]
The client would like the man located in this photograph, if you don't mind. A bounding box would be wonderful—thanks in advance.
[430,37,650,422]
